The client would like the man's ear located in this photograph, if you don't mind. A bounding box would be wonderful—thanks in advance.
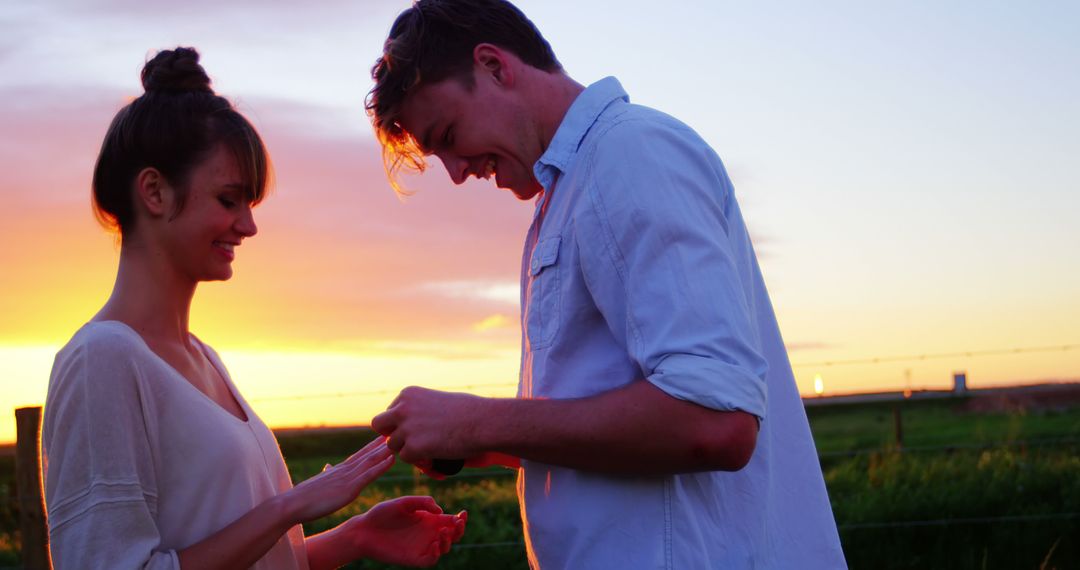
[134,167,171,218]
[473,43,514,87]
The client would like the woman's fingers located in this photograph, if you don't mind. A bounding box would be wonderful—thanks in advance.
[422,541,440,567]
[341,436,390,465]
[439,527,452,554]
[349,454,394,485]
[322,437,388,473]
[320,445,393,505]
[339,443,393,478]
[453,510,467,541]
[323,453,393,505]
[392,495,443,516]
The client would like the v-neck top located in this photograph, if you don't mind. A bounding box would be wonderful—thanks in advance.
[42,321,308,570]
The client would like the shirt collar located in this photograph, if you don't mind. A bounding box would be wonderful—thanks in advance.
[533,77,629,191]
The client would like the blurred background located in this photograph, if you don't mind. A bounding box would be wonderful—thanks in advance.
[1,1,1077,568]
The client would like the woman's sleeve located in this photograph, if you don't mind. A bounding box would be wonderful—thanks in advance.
[42,337,180,570]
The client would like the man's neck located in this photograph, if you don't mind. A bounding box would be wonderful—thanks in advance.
[528,71,586,157]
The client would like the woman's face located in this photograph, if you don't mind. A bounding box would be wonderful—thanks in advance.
[160,144,258,283]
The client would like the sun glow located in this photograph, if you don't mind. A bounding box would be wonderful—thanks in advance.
[0,343,521,445]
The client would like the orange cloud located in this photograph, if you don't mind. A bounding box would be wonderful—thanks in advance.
[472,314,513,333]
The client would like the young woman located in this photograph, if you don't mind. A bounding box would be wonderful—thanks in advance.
[42,47,465,569]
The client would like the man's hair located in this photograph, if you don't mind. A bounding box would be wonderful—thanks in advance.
[365,0,560,192]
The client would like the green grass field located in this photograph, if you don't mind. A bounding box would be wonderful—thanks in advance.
[3,391,1079,569]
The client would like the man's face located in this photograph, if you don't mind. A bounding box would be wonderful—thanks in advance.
[399,71,544,201]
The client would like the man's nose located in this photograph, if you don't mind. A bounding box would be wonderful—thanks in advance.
[437,154,470,185]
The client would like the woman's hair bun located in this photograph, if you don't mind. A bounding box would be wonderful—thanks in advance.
[141,47,213,94]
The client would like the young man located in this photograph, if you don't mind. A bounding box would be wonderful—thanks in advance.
[367,1,846,568]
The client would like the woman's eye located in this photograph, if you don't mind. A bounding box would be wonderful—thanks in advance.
[444,127,454,146]
[218,197,236,208]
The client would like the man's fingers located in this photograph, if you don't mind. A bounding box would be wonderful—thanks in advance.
[404,456,446,480]
[371,409,398,436]
[406,460,446,481]
[386,433,406,454]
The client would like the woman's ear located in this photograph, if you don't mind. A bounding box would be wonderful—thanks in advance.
[473,43,514,87]
[133,167,170,218]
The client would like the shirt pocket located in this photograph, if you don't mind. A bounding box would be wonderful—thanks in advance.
[526,235,562,350]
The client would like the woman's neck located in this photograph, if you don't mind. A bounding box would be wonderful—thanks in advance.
[94,242,197,346]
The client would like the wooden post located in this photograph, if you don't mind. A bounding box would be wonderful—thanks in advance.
[15,406,51,570]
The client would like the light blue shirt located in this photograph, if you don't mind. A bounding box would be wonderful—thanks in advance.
[517,78,846,569]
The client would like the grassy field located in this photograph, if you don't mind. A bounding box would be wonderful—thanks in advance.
[3,389,1079,569]
[809,397,1079,569]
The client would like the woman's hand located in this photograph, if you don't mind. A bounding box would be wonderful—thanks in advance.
[282,437,395,523]
[349,496,467,567]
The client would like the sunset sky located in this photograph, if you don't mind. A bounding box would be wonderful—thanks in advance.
[2,1,1078,444]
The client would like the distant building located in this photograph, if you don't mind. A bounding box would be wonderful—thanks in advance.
[953,371,968,394]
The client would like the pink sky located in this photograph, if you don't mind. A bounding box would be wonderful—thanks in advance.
[2,1,1078,443]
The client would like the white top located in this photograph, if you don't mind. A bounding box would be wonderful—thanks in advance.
[42,321,308,570]
[517,78,847,569]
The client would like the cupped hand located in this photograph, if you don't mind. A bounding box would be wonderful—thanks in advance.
[351,496,467,567]
[283,437,394,523]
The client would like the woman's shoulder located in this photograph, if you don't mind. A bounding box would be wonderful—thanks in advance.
[50,321,152,389]
[44,322,160,450]
[60,320,148,355]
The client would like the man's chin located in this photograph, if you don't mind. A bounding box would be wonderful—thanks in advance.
[504,181,544,201]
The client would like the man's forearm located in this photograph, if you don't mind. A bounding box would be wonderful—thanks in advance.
[473,380,758,475]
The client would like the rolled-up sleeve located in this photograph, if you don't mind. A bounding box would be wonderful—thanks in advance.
[576,118,769,420]
[43,340,180,570]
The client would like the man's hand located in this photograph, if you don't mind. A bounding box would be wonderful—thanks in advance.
[371,387,489,468]
[464,451,521,470]
[372,381,757,477]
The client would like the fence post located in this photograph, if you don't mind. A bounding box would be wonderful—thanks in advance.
[15,406,51,570]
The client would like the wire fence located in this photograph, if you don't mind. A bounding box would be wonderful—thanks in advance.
[791,343,1080,368]
[817,436,1080,458]
[240,342,1080,403]
[838,512,1080,531]
[2,437,1078,562]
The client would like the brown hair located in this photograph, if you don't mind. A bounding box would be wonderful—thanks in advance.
[365,0,560,192]
[92,47,270,237]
